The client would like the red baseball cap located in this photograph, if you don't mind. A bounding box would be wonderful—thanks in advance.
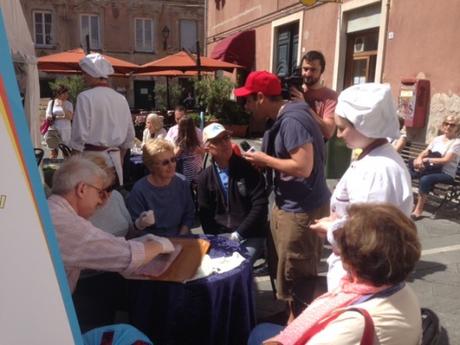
[234,71,282,97]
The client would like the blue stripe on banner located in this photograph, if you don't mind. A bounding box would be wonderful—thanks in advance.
[0,10,83,345]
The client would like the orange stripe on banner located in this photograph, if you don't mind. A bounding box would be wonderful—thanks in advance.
[0,77,44,232]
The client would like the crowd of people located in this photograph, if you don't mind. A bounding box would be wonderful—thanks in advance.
[41,50,460,345]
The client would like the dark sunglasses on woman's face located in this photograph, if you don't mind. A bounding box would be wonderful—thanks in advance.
[443,122,457,128]
[156,157,177,166]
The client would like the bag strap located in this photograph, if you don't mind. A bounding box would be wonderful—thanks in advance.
[346,307,375,345]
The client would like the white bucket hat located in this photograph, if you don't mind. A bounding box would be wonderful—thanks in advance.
[79,53,114,79]
[335,83,400,139]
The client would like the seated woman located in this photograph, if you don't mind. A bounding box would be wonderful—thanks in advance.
[84,152,136,238]
[410,115,460,219]
[142,112,167,146]
[127,139,195,236]
[248,203,422,345]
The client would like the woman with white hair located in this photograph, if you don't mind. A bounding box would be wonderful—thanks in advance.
[311,83,413,291]
[410,114,460,219]
[127,138,195,236]
[142,112,167,146]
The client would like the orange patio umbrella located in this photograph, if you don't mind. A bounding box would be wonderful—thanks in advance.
[37,48,139,75]
[134,69,211,110]
[134,70,203,77]
[140,51,242,73]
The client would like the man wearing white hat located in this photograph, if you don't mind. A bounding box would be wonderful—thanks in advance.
[70,53,135,185]
[310,82,413,291]
[197,123,268,263]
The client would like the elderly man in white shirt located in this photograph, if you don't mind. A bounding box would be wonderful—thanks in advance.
[70,53,135,185]
[48,155,172,329]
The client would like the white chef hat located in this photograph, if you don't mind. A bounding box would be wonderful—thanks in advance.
[79,53,114,79]
[335,83,400,139]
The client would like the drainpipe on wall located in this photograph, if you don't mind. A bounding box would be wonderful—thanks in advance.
[203,0,208,56]
[375,0,391,83]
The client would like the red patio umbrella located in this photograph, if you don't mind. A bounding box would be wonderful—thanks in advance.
[37,48,139,75]
[139,51,242,73]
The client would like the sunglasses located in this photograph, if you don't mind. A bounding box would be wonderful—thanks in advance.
[156,156,177,166]
[443,122,457,128]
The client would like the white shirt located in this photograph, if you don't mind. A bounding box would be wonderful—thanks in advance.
[71,86,135,151]
[46,99,73,144]
[142,127,167,146]
[165,124,203,146]
[327,143,413,290]
[427,135,460,177]
[309,285,422,345]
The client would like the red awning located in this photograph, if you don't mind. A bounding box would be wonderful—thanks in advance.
[210,30,255,70]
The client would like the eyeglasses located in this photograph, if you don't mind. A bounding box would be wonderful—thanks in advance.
[155,156,177,166]
[208,134,232,146]
[443,122,457,128]
[85,183,108,199]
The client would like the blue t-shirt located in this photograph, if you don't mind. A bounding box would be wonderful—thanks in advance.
[269,101,331,212]
[126,174,195,236]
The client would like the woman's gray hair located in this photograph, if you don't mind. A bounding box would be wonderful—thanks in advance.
[51,156,108,195]
[146,112,164,131]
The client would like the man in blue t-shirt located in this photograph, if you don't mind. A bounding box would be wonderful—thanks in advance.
[234,71,331,321]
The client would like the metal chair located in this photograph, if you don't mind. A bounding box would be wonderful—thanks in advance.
[58,143,72,158]
[34,148,44,166]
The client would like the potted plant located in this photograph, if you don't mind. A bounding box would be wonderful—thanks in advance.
[219,100,250,138]
[194,77,234,118]
[194,77,250,136]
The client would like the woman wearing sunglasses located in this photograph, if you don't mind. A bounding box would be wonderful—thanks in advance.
[410,115,460,219]
[127,138,195,236]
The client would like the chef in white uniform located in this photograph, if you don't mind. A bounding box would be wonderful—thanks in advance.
[311,83,413,291]
[70,53,135,185]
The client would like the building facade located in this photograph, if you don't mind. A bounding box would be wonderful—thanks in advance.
[207,0,460,143]
[20,0,205,108]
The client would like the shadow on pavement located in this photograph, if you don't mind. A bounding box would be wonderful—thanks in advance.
[408,260,447,281]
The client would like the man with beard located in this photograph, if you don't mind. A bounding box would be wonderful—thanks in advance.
[291,50,338,140]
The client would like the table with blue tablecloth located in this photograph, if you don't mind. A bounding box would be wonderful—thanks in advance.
[127,235,256,345]
[124,152,148,187]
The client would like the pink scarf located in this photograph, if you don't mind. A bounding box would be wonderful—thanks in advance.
[267,276,389,345]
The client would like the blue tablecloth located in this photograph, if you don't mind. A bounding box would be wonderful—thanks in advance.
[127,235,256,345]
[125,153,148,187]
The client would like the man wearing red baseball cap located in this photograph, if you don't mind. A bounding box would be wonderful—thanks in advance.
[234,70,330,321]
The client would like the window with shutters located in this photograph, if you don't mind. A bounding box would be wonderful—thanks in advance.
[135,18,154,52]
[33,11,53,47]
[80,14,101,50]
[180,19,198,53]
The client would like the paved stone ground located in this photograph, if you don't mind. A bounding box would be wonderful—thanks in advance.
[43,136,460,343]
[238,137,460,344]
